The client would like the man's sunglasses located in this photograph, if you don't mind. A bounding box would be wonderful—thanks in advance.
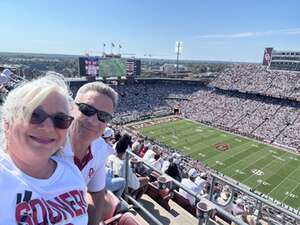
[30,108,74,129]
[76,102,112,123]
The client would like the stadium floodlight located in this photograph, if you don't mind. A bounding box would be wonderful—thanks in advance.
[175,41,183,74]
[175,41,183,54]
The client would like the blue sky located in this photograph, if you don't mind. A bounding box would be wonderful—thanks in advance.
[0,0,299,62]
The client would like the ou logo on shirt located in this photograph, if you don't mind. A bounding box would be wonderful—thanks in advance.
[89,168,95,178]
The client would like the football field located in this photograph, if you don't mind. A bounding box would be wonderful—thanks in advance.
[139,119,300,210]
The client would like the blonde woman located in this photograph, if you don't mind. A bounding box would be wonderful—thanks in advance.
[0,73,88,224]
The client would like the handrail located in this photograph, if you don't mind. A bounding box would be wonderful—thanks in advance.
[124,150,249,225]
[211,173,300,221]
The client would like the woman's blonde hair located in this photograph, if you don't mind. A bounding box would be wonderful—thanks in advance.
[1,72,72,149]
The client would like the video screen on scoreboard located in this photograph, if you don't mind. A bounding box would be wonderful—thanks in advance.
[79,56,141,77]
[99,58,127,77]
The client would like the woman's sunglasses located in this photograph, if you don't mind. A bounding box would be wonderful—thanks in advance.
[76,102,112,123]
[30,108,74,129]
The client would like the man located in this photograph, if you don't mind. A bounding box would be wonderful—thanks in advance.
[103,127,126,197]
[64,82,118,225]
[179,168,199,205]
[195,172,208,195]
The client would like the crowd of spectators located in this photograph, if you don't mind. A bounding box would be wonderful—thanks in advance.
[211,64,300,100]
[110,68,300,152]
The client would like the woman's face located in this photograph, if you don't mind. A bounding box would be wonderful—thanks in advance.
[6,92,70,162]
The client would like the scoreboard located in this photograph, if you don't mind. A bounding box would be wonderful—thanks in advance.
[79,57,141,78]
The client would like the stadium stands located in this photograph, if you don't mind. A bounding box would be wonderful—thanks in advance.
[111,65,300,152]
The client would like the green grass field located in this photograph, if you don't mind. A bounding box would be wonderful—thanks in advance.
[139,119,300,210]
[99,59,126,77]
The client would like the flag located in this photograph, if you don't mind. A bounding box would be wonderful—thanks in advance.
[111,42,115,47]
[119,44,122,48]
[103,43,106,47]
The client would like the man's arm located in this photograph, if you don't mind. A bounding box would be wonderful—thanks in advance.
[87,189,105,225]
[86,160,107,225]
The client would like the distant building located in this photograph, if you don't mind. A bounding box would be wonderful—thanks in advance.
[160,64,188,74]
[262,48,300,72]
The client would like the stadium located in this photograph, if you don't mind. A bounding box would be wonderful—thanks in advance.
[1,53,300,225]
[109,60,300,224]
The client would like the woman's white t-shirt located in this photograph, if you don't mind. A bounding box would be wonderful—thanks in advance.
[0,152,88,225]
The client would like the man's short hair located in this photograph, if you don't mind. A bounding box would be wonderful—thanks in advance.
[76,82,118,109]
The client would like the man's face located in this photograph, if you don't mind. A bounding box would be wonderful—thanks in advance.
[73,91,114,143]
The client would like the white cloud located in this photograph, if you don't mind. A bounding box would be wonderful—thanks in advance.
[195,28,300,39]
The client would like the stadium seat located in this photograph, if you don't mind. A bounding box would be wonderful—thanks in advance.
[104,212,140,225]
[146,181,173,211]
[173,190,196,216]
[103,190,121,220]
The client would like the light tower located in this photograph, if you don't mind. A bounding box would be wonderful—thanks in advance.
[175,41,183,74]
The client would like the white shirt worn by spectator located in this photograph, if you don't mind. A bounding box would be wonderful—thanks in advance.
[143,149,155,163]
[0,151,88,224]
[107,154,140,190]
[161,160,170,173]
[195,176,208,193]
[179,178,199,205]
[150,158,163,170]
[63,137,113,192]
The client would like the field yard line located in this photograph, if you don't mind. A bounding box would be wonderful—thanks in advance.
[241,151,290,184]
[179,132,234,156]
[209,142,264,168]
[268,167,300,197]
[281,183,300,210]
[219,146,270,174]
[184,117,300,157]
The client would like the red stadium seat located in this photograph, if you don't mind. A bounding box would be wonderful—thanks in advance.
[104,212,140,225]
[173,190,196,216]
[146,181,172,211]
[103,190,121,221]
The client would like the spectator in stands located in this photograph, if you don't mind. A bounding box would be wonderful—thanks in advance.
[132,138,144,155]
[103,127,115,152]
[103,127,126,198]
[179,168,199,205]
[63,81,118,225]
[107,134,149,200]
[161,156,173,173]
[139,142,151,158]
[165,161,182,182]
[151,151,164,170]
[143,144,155,162]
[195,172,208,195]
[0,74,88,223]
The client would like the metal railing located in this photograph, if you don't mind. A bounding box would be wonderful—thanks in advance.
[210,174,300,225]
[124,150,249,225]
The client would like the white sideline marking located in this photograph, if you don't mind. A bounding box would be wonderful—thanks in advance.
[221,134,227,137]
[234,138,242,142]
[251,144,258,147]
[171,141,177,144]
[184,146,191,150]
[150,131,154,134]
[195,129,203,132]
[172,135,178,139]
